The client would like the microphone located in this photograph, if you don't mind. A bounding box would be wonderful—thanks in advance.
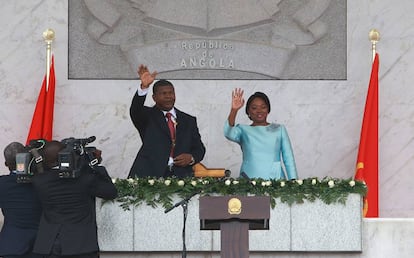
[81,136,96,145]
[61,136,96,146]
[165,170,230,213]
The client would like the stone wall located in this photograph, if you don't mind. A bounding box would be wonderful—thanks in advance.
[1,0,414,217]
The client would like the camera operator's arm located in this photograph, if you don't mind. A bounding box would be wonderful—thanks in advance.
[91,166,118,200]
[92,165,112,181]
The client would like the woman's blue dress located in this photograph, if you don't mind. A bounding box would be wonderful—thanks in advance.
[224,120,298,180]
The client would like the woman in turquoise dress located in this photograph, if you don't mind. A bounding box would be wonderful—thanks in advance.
[224,88,298,180]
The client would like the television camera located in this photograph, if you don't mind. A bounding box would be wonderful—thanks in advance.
[15,136,101,182]
[15,139,46,183]
[58,136,100,178]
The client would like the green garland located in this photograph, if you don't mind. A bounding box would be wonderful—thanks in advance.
[111,177,367,211]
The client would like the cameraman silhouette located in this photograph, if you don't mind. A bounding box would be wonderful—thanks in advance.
[31,140,117,258]
[0,142,42,258]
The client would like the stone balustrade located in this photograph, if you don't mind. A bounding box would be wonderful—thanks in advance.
[96,194,362,252]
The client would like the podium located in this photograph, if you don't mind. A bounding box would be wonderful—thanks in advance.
[199,196,270,258]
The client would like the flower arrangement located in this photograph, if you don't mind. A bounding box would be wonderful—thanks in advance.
[111,177,366,211]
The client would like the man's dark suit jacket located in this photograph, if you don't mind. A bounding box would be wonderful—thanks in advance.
[31,166,117,256]
[128,92,206,178]
[0,173,42,257]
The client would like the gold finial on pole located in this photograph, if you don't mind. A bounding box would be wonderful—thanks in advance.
[43,29,55,90]
[369,29,380,62]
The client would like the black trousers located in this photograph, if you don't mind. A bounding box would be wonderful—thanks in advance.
[44,253,98,258]
[43,235,99,258]
[4,252,43,258]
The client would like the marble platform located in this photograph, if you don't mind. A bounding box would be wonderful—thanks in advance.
[96,194,362,252]
[99,218,414,258]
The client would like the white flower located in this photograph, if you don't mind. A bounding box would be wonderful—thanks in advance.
[296,179,303,185]
[251,181,256,185]
[232,180,239,185]
[265,181,271,186]
[111,178,117,184]
[311,178,317,185]
[191,180,197,186]
[280,181,285,187]
[202,180,209,185]
[177,180,185,186]
[349,180,355,187]
[328,180,335,188]
[164,179,171,186]
[225,179,231,186]
[261,181,266,186]
[127,178,134,183]
[148,179,155,185]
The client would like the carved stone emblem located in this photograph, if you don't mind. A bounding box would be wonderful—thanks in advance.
[228,197,242,215]
[69,0,345,79]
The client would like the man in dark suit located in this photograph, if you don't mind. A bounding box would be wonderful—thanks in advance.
[0,142,42,258]
[128,64,206,178]
[31,140,117,258]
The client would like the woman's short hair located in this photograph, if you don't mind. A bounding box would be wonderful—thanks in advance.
[245,91,271,116]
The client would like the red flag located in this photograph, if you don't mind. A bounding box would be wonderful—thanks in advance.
[355,53,379,217]
[26,56,56,144]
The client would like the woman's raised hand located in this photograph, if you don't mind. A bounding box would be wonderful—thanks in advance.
[231,88,245,110]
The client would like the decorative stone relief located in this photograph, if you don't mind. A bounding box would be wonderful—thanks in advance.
[69,0,345,79]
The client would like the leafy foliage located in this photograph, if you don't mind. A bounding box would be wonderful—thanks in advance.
[110,177,367,210]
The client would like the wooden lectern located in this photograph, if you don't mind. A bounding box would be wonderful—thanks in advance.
[199,196,270,258]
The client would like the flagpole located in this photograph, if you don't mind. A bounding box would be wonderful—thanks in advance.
[43,28,55,90]
[369,29,380,61]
